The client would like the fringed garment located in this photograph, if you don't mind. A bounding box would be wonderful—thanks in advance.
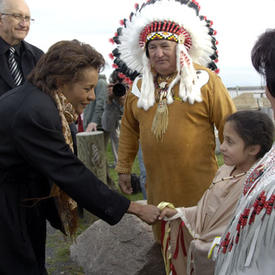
[18,91,80,239]
[214,146,275,275]
[160,165,247,275]
[51,92,79,238]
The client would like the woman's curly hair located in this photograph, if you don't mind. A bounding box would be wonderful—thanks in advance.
[28,39,105,96]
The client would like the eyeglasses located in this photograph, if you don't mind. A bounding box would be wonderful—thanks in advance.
[0,13,35,22]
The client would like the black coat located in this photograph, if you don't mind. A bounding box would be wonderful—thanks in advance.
[0,39,43,96]
[0,82,130,275]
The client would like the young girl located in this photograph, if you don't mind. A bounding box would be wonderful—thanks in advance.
[158,110,274,275]
[215,29,275,275]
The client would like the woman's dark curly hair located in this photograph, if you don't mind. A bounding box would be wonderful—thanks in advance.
[251,29,275,98]
[28,39,105,96]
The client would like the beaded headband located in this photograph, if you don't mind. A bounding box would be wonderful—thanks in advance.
[140,21,192,50]
[146,31,179,43]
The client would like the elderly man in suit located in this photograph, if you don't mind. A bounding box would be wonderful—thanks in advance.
[0,0,43,96]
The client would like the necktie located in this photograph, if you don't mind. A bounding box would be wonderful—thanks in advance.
[8,47,23,86]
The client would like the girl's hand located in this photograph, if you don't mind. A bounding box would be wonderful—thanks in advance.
[159,207,177,220]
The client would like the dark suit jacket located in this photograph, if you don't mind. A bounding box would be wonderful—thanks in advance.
[0,82,130,275]
[0,38,44,96]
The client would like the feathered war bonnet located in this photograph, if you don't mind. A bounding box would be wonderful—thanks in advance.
[109,0,219,110]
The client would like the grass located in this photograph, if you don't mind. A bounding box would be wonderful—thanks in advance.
[216,153,224,167]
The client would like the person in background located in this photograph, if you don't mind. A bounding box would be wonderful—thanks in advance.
[138,145,147,199]
[83,74,107,132]
[102,69,126,167]
[159,110,274,275]
[0,39,160,275]
[214,28,275,275]
[0,0,43,96]
[102,70,147,198]
[111,0,236,241]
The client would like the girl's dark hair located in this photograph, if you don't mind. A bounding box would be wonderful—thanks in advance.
[226,110,274,159]
[28,39,105,96]
[251,29,275,98]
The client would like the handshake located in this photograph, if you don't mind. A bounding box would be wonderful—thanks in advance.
[127,201,178,225]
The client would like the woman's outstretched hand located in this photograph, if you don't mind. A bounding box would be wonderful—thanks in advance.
[128,202,160,225]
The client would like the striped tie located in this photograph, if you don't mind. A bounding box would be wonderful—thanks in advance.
[8,47,23,86]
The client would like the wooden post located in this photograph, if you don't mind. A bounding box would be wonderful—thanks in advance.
[76,131,107,184]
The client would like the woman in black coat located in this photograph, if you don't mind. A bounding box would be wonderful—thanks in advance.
[0,40,160,275]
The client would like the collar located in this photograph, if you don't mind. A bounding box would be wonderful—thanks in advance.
[13,43,21,56]
[155,72,178,85]
[0,36,22,55]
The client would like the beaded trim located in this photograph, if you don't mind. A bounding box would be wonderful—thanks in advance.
[215,147,275,274]
[140,22,192,49]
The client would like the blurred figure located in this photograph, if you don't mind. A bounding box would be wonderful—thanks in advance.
[102,70,147,198]
[83,74,107,132]
[138,145,147,199]
[102,69,127,167]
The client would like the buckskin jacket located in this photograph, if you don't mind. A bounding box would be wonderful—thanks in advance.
[116,63,236,240]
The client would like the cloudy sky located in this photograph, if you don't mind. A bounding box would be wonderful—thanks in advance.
[26,0,275,87]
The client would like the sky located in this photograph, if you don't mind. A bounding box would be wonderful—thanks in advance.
[25,0,275,88]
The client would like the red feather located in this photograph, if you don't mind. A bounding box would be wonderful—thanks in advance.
[118,72,125,79]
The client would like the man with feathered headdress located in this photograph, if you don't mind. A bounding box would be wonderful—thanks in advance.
[111,0,236,241]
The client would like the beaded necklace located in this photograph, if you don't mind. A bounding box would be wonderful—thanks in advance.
[154,72,177,102]
[212,171,247,185]
[151,72,177,141]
